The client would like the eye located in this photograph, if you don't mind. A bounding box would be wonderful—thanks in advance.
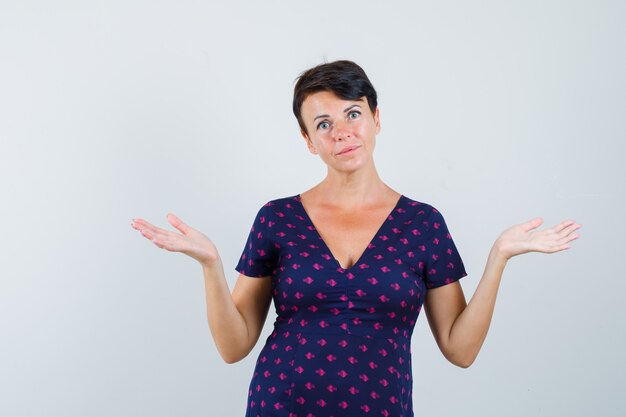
[348,111,361,119]
[317,121,330,130]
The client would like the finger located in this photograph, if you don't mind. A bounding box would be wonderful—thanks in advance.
[167,213,192,235]
[130,219,164,243]
[151,232,171,250]
[139,227,156,241]
[522,217,544,232]
[552,223,581,241]
[131,218,148,230]
[555,232,580,246]
[546,244,571,253]
[536,225,579,245]
[131,218,157,232]
[559,222,582,237]
[152,231,187,252]
[134,219,173,238]
[151,233,171,249]
[532,239,571,253]
[131,217,153,226]
[551,219,577,233]
[135,224,172,247]
[132,221,155,237]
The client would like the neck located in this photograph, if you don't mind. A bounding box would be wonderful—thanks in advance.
[305,163,396,210]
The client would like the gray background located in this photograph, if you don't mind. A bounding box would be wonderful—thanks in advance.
[1,1,624,416]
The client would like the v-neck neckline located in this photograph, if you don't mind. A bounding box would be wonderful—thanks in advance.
[294,194,405,272]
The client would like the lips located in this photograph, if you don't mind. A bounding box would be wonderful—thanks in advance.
[337,145,360,155]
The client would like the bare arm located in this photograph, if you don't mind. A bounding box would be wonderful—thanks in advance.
[424,217,581,368]
[424,248,505,368]
[131,213,272,364]
[203,262,272,363]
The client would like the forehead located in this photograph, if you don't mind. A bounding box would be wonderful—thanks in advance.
[301,91,368,117]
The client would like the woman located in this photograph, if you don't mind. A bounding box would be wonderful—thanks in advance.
[131,60,580,417]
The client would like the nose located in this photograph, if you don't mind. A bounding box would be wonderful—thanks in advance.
[331,119,351,141]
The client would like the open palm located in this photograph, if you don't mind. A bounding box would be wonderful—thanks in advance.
[131,213,220,267]
[495,217,581,260]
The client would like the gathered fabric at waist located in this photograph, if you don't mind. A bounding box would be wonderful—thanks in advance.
[271,312,415,341]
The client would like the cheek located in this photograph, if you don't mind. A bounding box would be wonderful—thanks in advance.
[355,123,375,140]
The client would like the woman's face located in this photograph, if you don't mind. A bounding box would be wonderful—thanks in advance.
[300,90,380,174]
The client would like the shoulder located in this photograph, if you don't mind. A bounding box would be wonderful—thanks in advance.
[400,195,440,217]
[264,194,300,207]
[252,195,301,219]
[399,195,448,232]
[261,195,300,211]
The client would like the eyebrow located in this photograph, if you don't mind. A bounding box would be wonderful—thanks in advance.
[312,103,363,123]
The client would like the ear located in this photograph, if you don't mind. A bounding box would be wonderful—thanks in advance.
[374,107,381,134]
[301,130,318,154]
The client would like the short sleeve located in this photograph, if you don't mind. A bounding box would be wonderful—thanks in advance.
[235,203,278,278]
[422,207,468,289]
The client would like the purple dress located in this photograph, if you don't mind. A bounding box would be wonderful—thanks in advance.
[235,194,467,417]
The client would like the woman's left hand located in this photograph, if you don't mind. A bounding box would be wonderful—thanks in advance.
[494,217,581,261]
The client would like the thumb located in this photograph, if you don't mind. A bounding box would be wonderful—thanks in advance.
[522,217,544,232]
[167,213,192,235]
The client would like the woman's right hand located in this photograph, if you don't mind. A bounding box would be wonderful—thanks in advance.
[131,213,220,268]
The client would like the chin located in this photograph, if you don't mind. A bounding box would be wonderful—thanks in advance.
[333,158,373,174]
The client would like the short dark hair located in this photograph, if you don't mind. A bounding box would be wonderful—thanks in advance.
[292,60,378,134]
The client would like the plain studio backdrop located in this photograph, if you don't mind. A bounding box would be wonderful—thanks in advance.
[1,1,624,416]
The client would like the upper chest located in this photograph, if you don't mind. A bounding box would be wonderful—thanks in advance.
[297,200,401,269]
[305,207,391,241]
